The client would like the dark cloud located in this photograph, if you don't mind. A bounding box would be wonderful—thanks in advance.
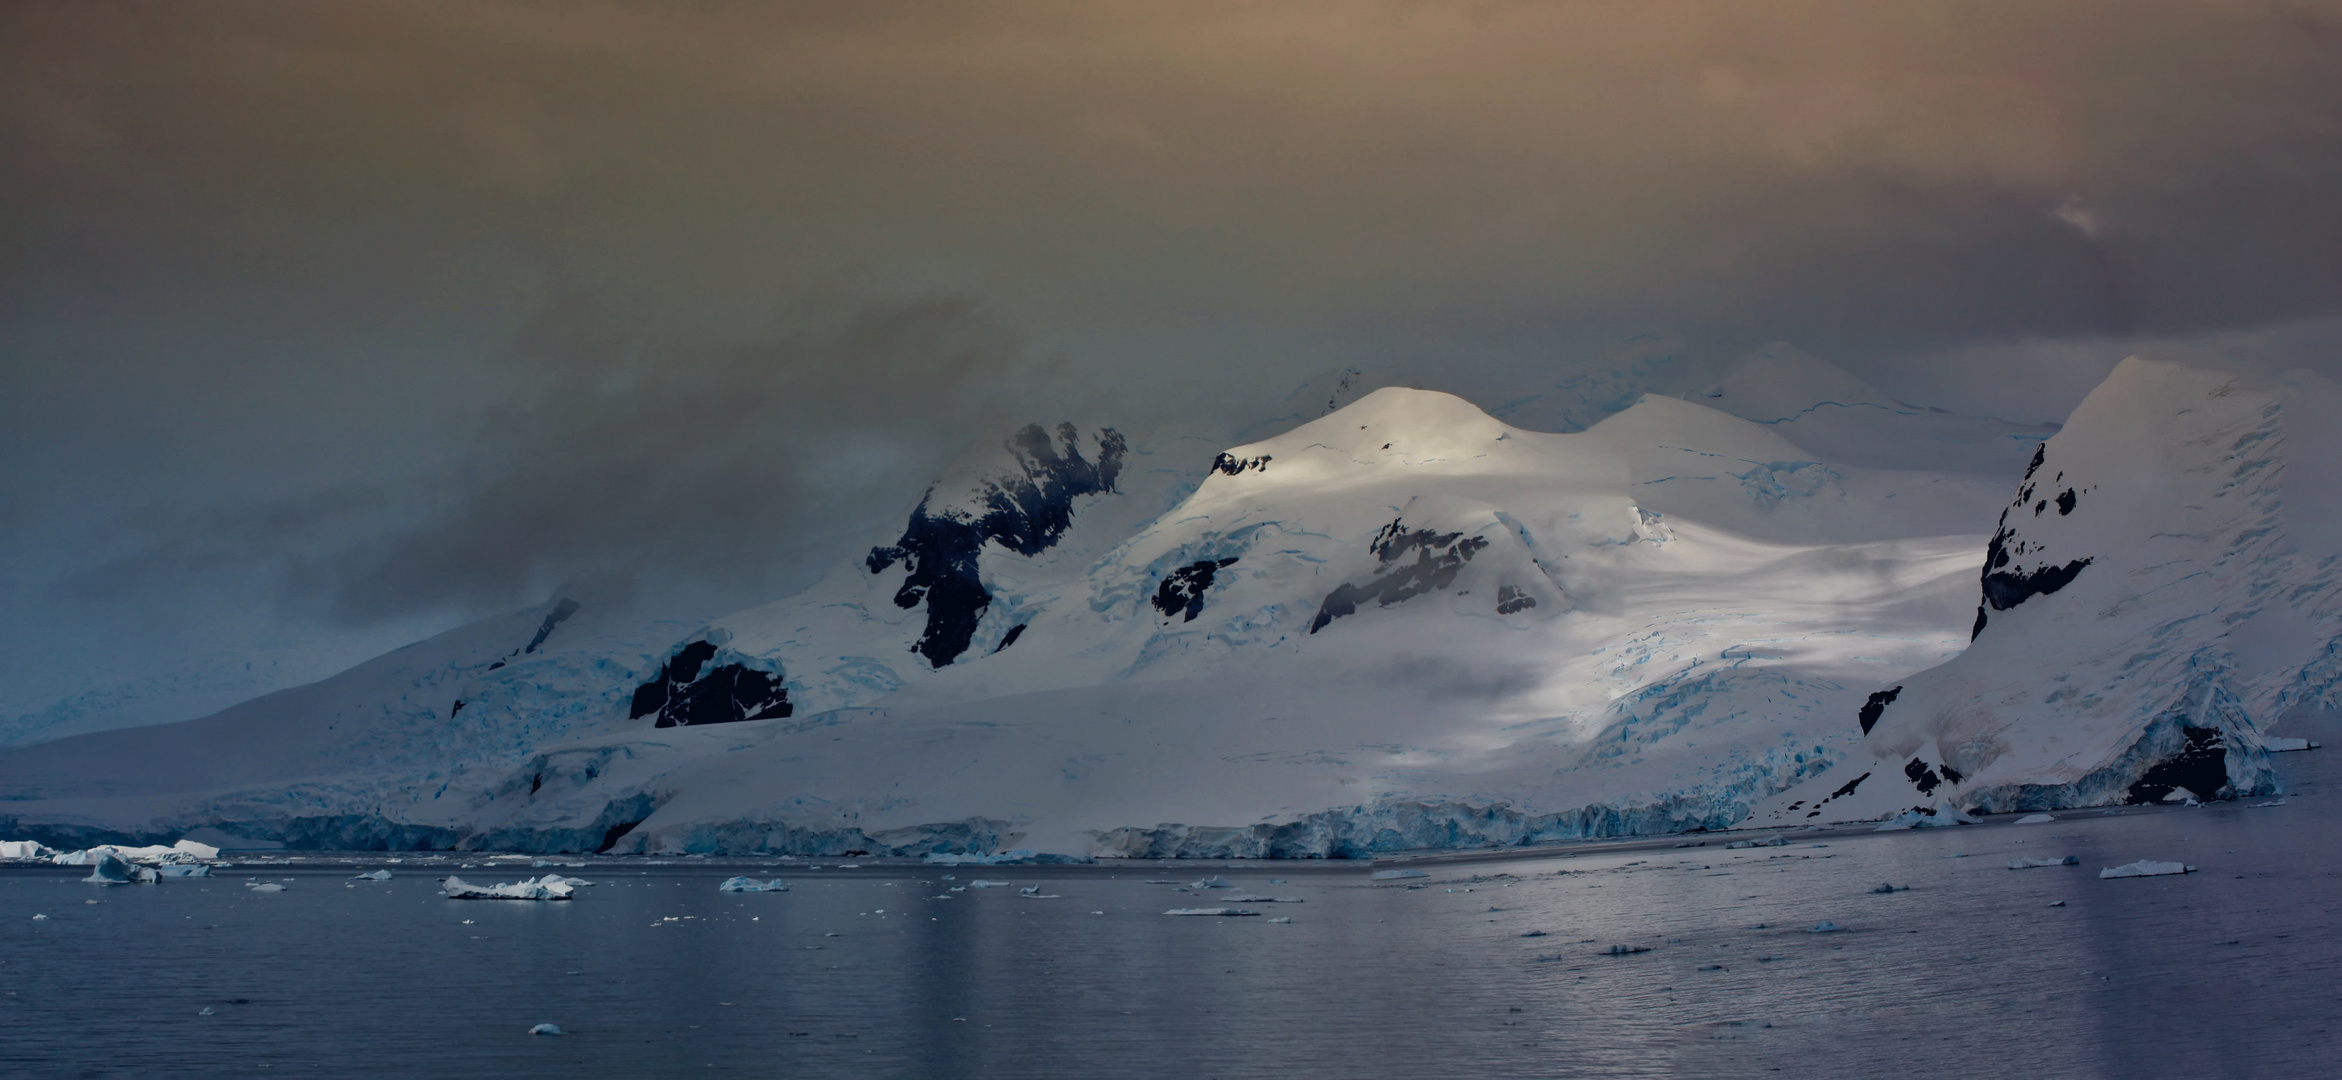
[6,1,2342,720]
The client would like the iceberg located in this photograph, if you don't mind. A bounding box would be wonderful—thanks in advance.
[352,869,394,881]
[717,877,789,893]
[155,864,211,878]
[1,840,55,860]
[967,879,1009,889]
[528,1023,563,1036]
[2264,737,2318,752]
[2007,856,2080,869]
[2013,813,2056,825]
[441,875,575,900]
[82,852,140,884]
[1163,908,1258,916]
[2098,860,2195,879]
[246,882,286,892]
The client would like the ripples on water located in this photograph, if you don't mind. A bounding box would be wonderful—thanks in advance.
[6,729,2336,1079]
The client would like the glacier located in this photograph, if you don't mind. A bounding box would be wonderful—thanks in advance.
[2,352,2326,858]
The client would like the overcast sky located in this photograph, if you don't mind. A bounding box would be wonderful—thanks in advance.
[6,1,2342,733]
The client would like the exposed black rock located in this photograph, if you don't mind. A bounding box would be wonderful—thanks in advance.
[868,423,1125,668]
[1904,757,1944,796]
[1495,584,1537,615]
[2056,488,2078,515]
[597,816,647,854]
[2127,726,2229,803]
[1857,686,1903,735]
[525,598,581,654]
[1212,452,1271,476]
[1939,763,1964,784]
[629,640,792,728]
[992,623,1027,653]
[1153,558,1240,622]
[1309,520,1491,633]
[1829,772,1870,800]
[449,700,464,719]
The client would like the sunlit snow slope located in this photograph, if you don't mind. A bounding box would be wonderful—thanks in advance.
[3,366,2023,856]
[1754,359,2342,827]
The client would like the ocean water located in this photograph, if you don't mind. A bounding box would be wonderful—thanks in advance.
[6,728,2337,1079]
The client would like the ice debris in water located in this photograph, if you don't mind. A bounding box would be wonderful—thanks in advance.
[1189,875,1231,889]
[2008,856,2080,869]
[246,882,287,892]
[1267,916,1293,924]
[32,913,49,921]
[968,879,1010,889]
[352,869,393,882]
[1807,922,1845,933]
[718,877,790,893]
[1163,908,1258,916]
[529,1023,563,1036]
[1725,835,1789,849]
[1370,868,1429,880]
[441,875,573,900]
[1601,944,1652,955]
[2099,860,2195,879]
[1018,886,1063,898]
[2013,813,2057,825]
[155,864,211,878]
[2264,737,2318,752]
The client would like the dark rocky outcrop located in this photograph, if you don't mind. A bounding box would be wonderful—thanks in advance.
[1153,558,1239,622]
[629,640,791,728]
[1309,520,1489,633]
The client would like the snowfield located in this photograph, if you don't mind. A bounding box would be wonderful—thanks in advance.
[3,354,2330,858]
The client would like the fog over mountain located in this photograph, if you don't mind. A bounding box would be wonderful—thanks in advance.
[6,1,2342,740]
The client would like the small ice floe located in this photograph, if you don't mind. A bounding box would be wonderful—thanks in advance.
[2047,900,2066,907]
[1267,916,1293,924]
[246,882,287,893]
[1189,875,1231,890]
[2250,799,2288,807]
[1163,908,1257,917]
[2007,856,2080,870]
[2099,860,2195,879]
[2264,737,2319,752]
[528,1023,563,1036]
[1017,886,1062,898]
[1520,930,1548,938]
[967,879,1009,889]
[1601,944,1652,955]
[1724,836,1789,849]
[2161,788,2202,806]
[32,913,50,921]
[352,869,393,882]
[1870,883,1904,894]
[719,877,789,893]
[1219,894,1301,903]
[1369,868,1429,881]
[1143,879,1177,885]
[441,875,573,900]
[199,1007,214,1016]
[1874,803,1980,831]
[1806,922,1845,934]
[2013,813,2057,825]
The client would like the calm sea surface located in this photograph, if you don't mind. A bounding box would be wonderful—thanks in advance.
[7,725,2338,1079]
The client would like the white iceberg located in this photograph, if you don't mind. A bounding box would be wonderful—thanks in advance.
[1163,908,1258,916]
[352,869,394,882]
[246,882,287,892]
[82,852,141,884]
[2013,813,2057,825]
[1369,868,1429,880]
[1189,875,1231,889]
[1,840,56,860]
[441,875,574,900]
[2007,856,2080,869]
[529,1023,563,1036]
[718,877,789,893]
[2099,860,2195,879]
[967,879,1010,889]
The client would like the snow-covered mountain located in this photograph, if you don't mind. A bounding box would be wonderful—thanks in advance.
[4,347,2055,856]
[1754,358,2342,827]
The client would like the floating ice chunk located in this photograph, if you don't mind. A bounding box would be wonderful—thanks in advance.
[1874,803,1980,831]
[2099,860,2195,879]
[155,864,211,878]
[352,870,394,882]
[529,1023,563,1036]
[1870,883,1903,893]
[2160,788,2200,805]
[1163,908,1258,916]
[1,840,56,860]
[1724,836,1789,849]
[1807,922,1845,933]
[1601,944,1652,955]
[2008,856,2080,869]
[1189,875,1231,889]
[536,873,593,887]
[246,882,287,893]
[1267,916,1293,924]
[2013,813,2057,825]
[442,875,572,900]
[718,877,789,893]
[2264,737,2319,752]
[1370,868,1429,880]
[1220,894,1302,903]
[967,879,1009,889]
[83,853,138,885]
[32,913,50,920]
[170,839,221,861]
